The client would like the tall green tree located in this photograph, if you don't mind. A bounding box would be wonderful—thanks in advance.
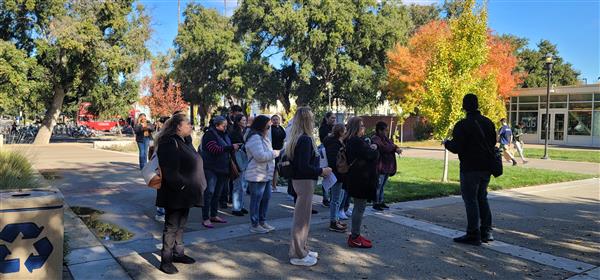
[1,0,151,144]
[421,0,504,139]
[174,4,244,126]
[233,0,413,112]
[512,39,580,88]
[407,3,440,33]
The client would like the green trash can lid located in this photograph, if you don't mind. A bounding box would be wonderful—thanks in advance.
[0,189,63,212]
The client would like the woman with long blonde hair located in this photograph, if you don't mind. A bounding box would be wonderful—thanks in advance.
[286,107,332,266]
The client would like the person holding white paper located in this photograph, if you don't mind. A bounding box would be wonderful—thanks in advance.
[323,123,348,232]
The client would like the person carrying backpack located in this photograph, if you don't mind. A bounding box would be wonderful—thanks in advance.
[323,123,348,232]
[371,121,402,211]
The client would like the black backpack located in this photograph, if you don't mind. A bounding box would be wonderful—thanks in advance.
[277,152,294,178]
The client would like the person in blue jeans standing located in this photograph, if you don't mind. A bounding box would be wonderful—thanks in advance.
[134,113,154,169]
[200,116,239,228]
[229,114,249,216]
[244,115,280,234]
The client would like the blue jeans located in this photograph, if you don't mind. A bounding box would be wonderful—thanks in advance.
[137,137,150,169]
[248,181,272,226]
[341,189,350,212]
[460,171,492,234]
[329,182,345,222]
[376,174,390,204]
[232,171,248,211]
[202,170,229,221]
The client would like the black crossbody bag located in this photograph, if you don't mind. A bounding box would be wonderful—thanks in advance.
[473,120,503,178]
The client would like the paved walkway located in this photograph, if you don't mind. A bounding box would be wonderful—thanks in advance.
[401,147,599,175]
[7,144,600,279]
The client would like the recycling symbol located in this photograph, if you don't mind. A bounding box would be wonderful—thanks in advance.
[0,222,53,274]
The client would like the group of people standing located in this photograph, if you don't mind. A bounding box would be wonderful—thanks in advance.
[135,105,404,273]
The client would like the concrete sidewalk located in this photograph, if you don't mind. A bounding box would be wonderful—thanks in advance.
[8,143,600,279]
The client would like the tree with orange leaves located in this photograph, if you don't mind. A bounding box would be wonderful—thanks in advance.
[141,62,189,119]
[387,4,524,138]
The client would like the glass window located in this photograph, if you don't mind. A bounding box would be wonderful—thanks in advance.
[593,111,600,137]
[569,94,593,102]
[569,102,593,110]
[595,102,600,110]
[519,112,538,134]
[510,97,517,103]
[595,93,600,102]
[568,111,592,136]
[519,96,538,103]
[519,103,538,110]
[540,103,567,109]
[511,104,518,110]
[541,95,567,102]
[510,112,517,125]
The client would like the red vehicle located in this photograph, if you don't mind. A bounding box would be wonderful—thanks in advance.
[77,102,124,132]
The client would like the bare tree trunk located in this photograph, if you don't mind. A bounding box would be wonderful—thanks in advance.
[34,85,67,145]
[442,148,449,182]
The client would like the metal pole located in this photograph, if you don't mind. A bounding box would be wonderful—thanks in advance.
[177,0,180,26]
[328,87,332,111]
[542,65,551,159]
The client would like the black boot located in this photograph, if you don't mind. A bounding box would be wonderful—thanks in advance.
[232,210,244,216]
[173,254,196,264]
[453,232,482,246]
[372,204,384,211]
[160,262,179,274]
[481,231,495,243]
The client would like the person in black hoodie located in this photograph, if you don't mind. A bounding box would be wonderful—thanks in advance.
[345,117,379,249]
[270,114,286,192]
[286,107,332,267]
[318,111,336,206]
[323,123,348,232]
[200,116,239,228]
[444,93,497,246]
[155,113,206,274]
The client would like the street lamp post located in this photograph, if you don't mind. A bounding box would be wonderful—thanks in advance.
[541,53,554,160]
[326,82,333,111]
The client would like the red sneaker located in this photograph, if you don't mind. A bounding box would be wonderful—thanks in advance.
[348,235,373,248]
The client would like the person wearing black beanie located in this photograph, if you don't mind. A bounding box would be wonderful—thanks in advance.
[444,93,498,246]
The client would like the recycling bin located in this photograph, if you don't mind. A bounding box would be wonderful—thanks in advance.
[0,188,64,279]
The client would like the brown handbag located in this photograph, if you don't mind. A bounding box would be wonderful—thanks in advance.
[230,158,240,180]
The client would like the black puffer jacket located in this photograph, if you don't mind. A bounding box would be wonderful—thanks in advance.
[156,135,206,209]
[323,135,344,180]
[344,136,379,200]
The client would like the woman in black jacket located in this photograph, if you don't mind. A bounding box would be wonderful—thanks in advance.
[200,116,240,228]
[344,117,379,249]
[156,113,206,274]
[286,107,332,266]
[323,123,348,232]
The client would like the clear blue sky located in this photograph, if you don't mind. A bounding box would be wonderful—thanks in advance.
[139,0,599,83]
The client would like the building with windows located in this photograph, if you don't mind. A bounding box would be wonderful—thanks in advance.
[508,84,600,147]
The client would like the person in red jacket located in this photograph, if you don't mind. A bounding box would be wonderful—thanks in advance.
[371,121,402,211]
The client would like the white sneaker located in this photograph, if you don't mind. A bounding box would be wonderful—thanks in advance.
[154,214,165,222]
[249,225,269,234]
[308,251,318,258]
[260,223,276,232]
[290,255,317,266]
[338,211,349,220]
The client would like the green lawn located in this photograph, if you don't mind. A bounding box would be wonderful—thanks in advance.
[524,148,600,163]
[383,157,593,203]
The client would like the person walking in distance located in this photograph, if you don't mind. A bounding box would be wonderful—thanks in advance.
[344,117,379,248]
[155,114,206,274]
[444,94,496,246]
[199,116,239,228]
[244,115,280,233]
[287,107,332,266]
[371,121,402,211]
[134,113,155,169]
[498,118,517,166]
[270,114,286,193]
[513,122,528,164]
